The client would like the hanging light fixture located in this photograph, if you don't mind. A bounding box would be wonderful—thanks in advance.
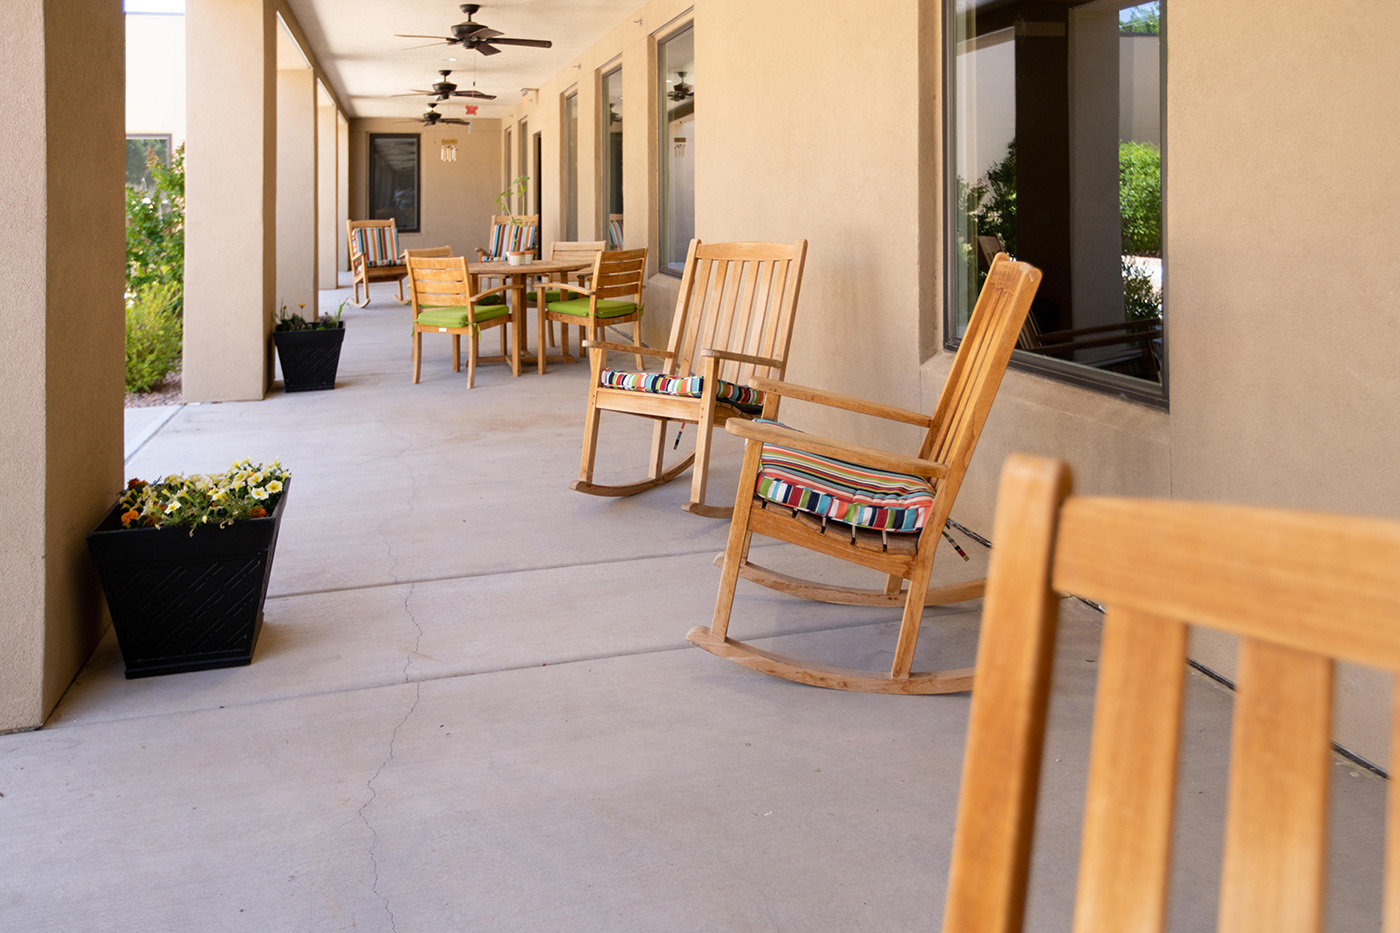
[441,139,458,162]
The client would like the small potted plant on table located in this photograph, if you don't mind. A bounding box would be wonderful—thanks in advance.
[273,299,347,391]
[86,460,291,678]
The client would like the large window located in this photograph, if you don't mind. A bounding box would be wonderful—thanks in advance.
[368,134,420,232]
[601,65,624,247]
[948,0,1164,395]
[658,26,695,275]
[563,91,579,240]
[517,120,529,214]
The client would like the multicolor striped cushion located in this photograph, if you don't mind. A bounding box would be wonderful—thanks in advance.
[600,370,766,413]
[608,218,624,249]
[351,226,400,268]
[486,223,539,260]
[753,421,934,532]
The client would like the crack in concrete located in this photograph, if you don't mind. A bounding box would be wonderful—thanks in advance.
[358,581,424,932]
[374,441,420,586]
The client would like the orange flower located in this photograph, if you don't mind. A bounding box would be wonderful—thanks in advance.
[249,506,267,518]
[126,478,146,489]
[120,509,140,526]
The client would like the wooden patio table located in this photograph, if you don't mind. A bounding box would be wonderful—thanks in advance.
[467,258,591,375]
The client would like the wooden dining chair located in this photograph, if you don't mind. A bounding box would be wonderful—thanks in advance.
[572,239,809,518]
[527,240,607,355]
[536,248,646,376]
[687,253,1039,691]
[943,453,1400,932]
[405,254,515,387]
[347,218,409,308]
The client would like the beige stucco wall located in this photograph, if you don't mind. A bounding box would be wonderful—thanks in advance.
[0,0,124,732]
[276,66,317,315]
[348,118,503,257]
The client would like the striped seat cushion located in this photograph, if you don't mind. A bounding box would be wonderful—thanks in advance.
[607,218,624,249]
[600,370,766,414]
[351,226,400,268]
[754,421,934,532]
[485,222,538,260]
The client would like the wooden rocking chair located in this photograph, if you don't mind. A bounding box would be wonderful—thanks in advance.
[347,219,409,308]
[944,453,1400,931]
[687,253,1040,693]
[572,239,809,518]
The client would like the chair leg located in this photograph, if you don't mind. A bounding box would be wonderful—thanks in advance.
[578,350,604,483]
[688,408,717,513]
[706,439,765,642]
[632,321,645,372]
[411,331,422,384]
[889,557,937,680]
[538,310,548,375]
[467,330,478,389]
[649,420,669,480]
[452,334,461,373]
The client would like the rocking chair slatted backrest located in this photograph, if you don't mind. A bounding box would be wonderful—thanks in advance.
[669,240,807,385]
[913,254,1041,548]
[590,248,647,301]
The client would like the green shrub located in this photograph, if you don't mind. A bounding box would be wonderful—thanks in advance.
[125,282,183,393]
[1122,256,1162,321]
[126,143,185,303]
[1120,140,1161,256]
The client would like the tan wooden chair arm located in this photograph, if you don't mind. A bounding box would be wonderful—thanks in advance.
[725,420,949,480]
[700,347,784,369]
[469,284,514,303]
[545,281,594,299]
[746,377,936,429]
[581,339,673,360]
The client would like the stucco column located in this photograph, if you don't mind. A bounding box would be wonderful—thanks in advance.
[317,99,338,290]
[277,66,317,315]
[184,0,276,402]
[337,113,349,273]
[0,0,125,732]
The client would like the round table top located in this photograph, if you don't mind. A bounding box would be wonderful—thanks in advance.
[467,258,591,276]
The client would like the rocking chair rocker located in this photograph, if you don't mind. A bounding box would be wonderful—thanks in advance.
[687,253,1041,693]
[572,239,809,517]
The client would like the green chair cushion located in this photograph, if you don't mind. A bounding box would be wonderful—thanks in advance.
[525,288,563,304]
[544,297,639,319]
[417,304,509,329]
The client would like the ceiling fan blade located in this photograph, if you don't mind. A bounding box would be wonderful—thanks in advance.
[440,119,470,125]
[453,89,497,100]
[392,91,434,97]
[395,34,454,40]
[469,27,503,41]
[473,42,502,56]
[400,42,449,51]
[488,37,553,49]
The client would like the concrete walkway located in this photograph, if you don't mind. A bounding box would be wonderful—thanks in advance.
[1,282,1387,930]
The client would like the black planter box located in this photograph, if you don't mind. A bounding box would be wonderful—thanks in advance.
[85,482,290,678]
[273,325,346,392]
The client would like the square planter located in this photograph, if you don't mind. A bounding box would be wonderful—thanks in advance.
[85,482,290,678]
[273,325,346,392]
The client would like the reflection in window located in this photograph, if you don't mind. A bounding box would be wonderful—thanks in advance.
[658,26,695,275]
[126,135,171,191]
[949,0,1164,387]
[564,92,579,240]
[601,66,624,248]
[368,134,420,232]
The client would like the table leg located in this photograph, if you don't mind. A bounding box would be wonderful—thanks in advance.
[510,278,523,376]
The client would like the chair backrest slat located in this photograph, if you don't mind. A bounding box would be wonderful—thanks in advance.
[589,248,645,302]
[664,240,808,383]
[945,453,1400,933]
[406,255,486,320]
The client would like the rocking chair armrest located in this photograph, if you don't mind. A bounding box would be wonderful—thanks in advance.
[475,247,490,262]
[746,377,936,429]
[725,420,949,480]
[699,347,785,369]
[581,339,674,360]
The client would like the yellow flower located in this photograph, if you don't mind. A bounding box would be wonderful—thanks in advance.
[265,480,283,495]
[250,486,269,501]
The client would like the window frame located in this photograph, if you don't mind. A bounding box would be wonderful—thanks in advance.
[940,1,1169,409]
[367,132,421,233]
[563,89,579,241]
[600,64,625,244]
[657,23,695,279]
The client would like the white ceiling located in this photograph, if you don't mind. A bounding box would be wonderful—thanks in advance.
[283,0,644,121]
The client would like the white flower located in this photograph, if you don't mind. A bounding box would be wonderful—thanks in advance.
[250,486,269,501]
[265,480,283,495]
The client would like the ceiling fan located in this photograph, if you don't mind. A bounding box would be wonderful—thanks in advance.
[397,3,553,57]
[392,70,495,102]
[395,102,472,127]
[668,72,694,102]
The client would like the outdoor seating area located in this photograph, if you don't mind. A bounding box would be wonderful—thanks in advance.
[0,274,1391,927]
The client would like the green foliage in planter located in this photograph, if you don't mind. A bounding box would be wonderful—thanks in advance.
[126,143,185,301]
[125,281,183,393]
[275,298,348,332]
[1120,140,1161,257]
